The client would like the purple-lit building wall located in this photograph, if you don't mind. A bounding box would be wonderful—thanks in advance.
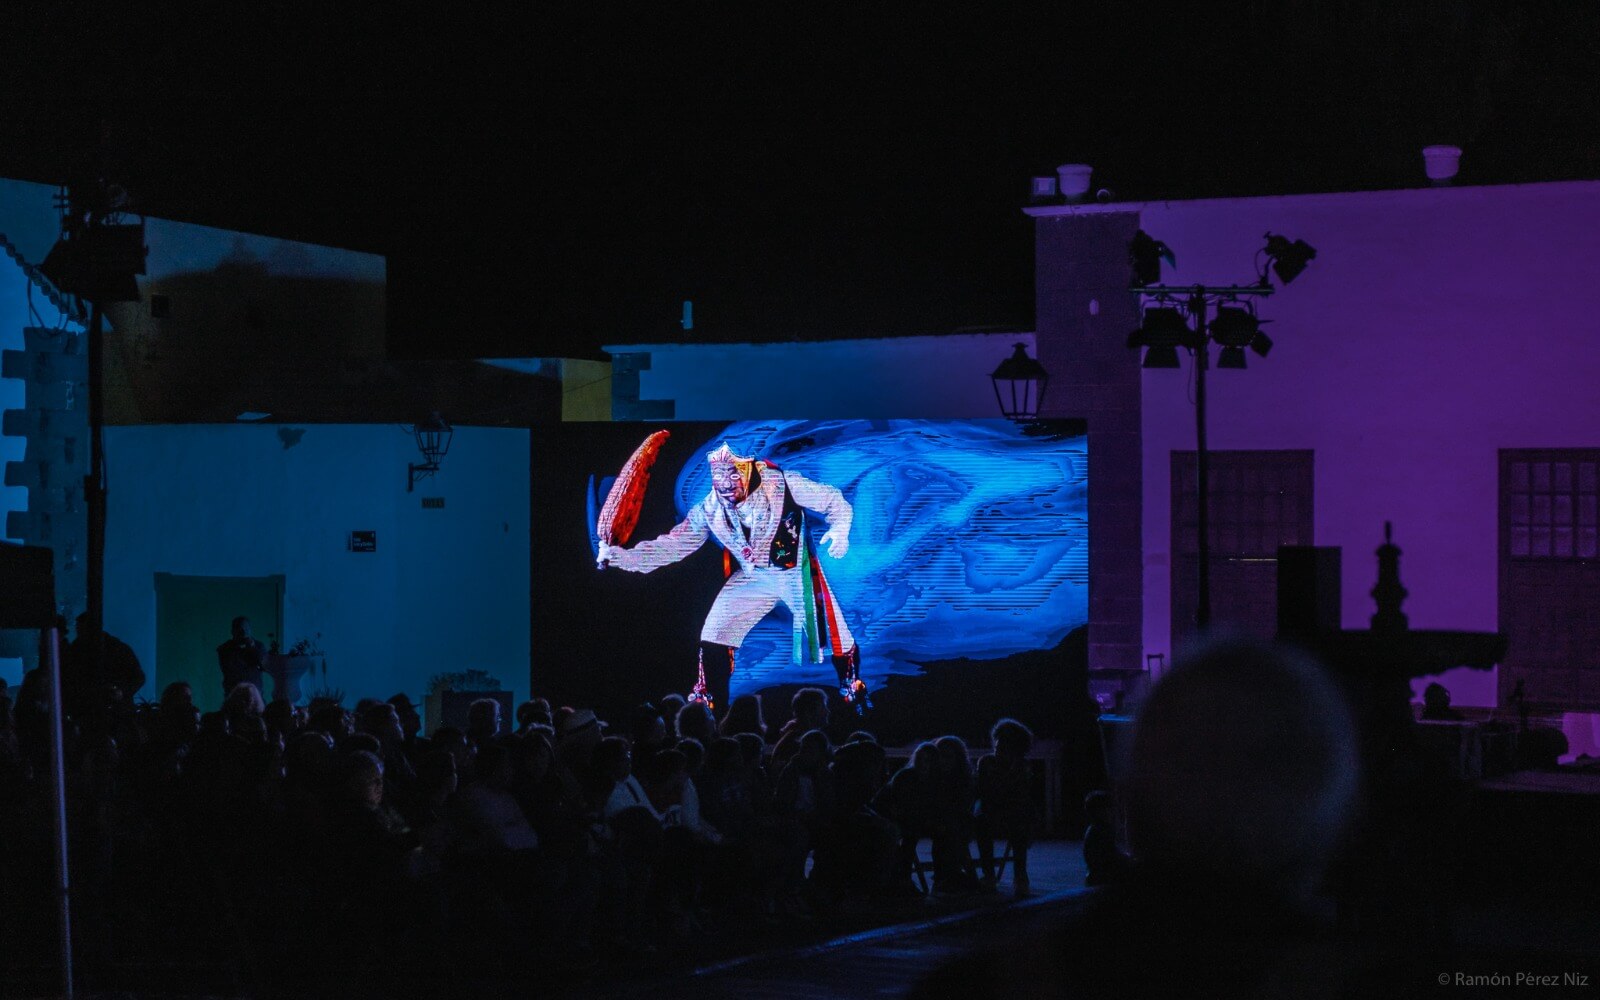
[1029,181,1600,724]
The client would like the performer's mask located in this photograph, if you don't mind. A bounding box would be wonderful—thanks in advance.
[707,443,753,504]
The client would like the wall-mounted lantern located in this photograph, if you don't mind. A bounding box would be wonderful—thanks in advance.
[408,412,453,492]
[989,342,1049,421]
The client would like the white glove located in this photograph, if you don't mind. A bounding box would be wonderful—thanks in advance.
[819,527,849,559]
[596,542,613,569]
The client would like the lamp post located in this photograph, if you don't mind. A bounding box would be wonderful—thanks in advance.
[1128,231,1314,631]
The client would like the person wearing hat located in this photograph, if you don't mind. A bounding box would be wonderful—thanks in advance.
[388,692,430,763]
[555,708,605,779]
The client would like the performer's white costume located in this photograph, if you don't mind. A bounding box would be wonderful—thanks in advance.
[599,443,865,710]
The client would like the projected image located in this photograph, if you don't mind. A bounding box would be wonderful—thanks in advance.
[579,419,1087,712]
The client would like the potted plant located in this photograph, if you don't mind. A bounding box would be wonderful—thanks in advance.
[267,633,327,705]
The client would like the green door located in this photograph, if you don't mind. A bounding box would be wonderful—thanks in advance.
[155,573,284,711]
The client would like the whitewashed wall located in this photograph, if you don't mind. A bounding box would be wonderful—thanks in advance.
[103,424,530,708]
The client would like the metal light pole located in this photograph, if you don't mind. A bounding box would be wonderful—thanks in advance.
[1130,280,1281,634]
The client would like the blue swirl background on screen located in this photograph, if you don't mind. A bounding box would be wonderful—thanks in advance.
[669,420,1088,694]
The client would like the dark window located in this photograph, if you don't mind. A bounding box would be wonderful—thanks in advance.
[1171,450,1314,648]
[1500,449,1600,708]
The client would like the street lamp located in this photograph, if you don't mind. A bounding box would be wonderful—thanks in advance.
[1129,229,1315,630]
[990,342,1050,421]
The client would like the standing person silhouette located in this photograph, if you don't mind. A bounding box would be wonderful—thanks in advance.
[217,616,267,700]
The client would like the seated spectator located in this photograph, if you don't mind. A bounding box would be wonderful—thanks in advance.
[720,693,767,740]
[431,726,476,786]
[263,697,298,743]
[675,736,705,780]
[644,748,721,846]
[466,697,504,751]
[910,638,1362,998]
[387,693,429,761]
[160,681,195,717]
[674,700,716,746]
[515,697,552,735]
[931,735,979,895]
[975,718,1037,897]
[222,681,266,725]
[813,738,898,899]
[1082,789,1130,888]
[556,708,603,763]
[771,688,830,771]
[451,742,538,854]
[359,701,418,813]
[306,699,352,742]
[875,741,939,892]
[629,703,671,759]
[774,729,833,907]
[657,693,687,724]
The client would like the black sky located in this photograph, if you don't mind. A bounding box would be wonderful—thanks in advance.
[0,3,1595,359]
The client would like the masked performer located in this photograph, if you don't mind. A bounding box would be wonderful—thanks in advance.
[597,443,867,714]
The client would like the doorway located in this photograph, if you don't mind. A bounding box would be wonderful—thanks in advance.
[155,573,284,711]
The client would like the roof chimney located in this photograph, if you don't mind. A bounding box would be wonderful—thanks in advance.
[1056,163,1093,201]
[1422,145,1461,186]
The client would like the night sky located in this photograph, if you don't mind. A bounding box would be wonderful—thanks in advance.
[0,3,1595,359]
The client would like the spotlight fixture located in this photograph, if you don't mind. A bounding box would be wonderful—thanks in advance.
[408,412,453,492]
[1128,306,1197,368]
[989,342,1049,421]
[1129,229,1176,287]
[1208,305,1273,369]
[1262,233,1316,285]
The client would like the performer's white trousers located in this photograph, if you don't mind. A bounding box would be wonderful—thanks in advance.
[700,567,855,652]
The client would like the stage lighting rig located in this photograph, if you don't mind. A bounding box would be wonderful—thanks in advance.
[1126,230,1314,629]
[1261,233,1317,285]
[1127,307,1199,369]
[1209,304,1272,369]
[1129,229,1176,287]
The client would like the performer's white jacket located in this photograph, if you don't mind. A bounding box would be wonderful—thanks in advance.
[607,467,856,651]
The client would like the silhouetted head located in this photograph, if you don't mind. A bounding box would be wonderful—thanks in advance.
[675,736,705,775]
[467,698,502,740]
[160,681,194,714]
[360,702,404,746]
[675,700,716,744]
[231,616,251,641]
[341,750,384,809]
[1126,638,1357,906]
[792,687,830,732]
[722,693,767,738]
[991,718,1033,759]
[387,693,422,738]
[223,682,265,718]
[797,729,831,767]
[1084,789,1115,824]
[593,735,633,783]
